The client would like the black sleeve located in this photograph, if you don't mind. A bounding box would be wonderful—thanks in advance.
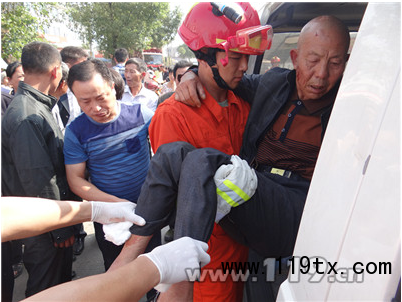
[233,73,262,104]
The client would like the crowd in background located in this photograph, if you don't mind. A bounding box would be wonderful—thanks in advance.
[1,44,193,302]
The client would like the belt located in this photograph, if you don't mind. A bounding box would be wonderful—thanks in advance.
[256,164,293,179]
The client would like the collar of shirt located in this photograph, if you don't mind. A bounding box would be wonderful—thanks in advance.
[202,86,244,123]
[124,85,137,98]
[18,81,58,110]
[301,81,340,115]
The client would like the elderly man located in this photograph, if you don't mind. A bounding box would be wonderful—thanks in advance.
[2,41,74,299]
[63,59,160,273]
[120,57,158,112]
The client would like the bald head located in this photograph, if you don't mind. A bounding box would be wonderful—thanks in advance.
[299,15,350,57]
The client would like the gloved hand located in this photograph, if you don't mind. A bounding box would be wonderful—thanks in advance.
[139,237,210,292]
[214,155,258,222]
[90,201,146,226]
[103,221,133,246]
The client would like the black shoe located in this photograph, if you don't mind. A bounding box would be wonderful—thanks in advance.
[73,237,85,255]
[164,228,174,243]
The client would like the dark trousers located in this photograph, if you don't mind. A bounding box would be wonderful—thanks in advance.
[73,223,87,238]
[131,141,231,242]
[94,222,161,271]
[11,239,23,265]
[131,141,310,257]
[22,233,73,298]
[2,242,14,302]
[244,249,290,302]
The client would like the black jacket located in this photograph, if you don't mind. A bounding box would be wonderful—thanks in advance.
[2,82,75,243]
[235,68,335,164]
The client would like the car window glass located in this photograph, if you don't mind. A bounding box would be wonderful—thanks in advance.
[257,32,358,74]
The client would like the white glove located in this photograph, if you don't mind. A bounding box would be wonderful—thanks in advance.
[139,237,210,292]
[103,221,133,246]
[90,201,146,226]
[214,155,258,222]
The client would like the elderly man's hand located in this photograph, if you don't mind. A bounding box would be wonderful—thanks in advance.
[174,71,205,107]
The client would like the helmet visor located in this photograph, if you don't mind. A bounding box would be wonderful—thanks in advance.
[227,25,273,55]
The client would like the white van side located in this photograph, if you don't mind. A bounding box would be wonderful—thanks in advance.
[275,2,400,301]
[244,2,400,301]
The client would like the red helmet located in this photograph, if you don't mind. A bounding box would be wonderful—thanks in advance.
[178,2,272,65]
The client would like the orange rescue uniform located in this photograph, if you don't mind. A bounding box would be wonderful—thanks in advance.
[149,88,250,302]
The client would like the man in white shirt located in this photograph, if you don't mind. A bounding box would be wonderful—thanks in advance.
[59,46,89,126]
[120,58,158,112]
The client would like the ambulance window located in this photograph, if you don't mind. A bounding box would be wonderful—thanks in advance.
[257,31,358,75]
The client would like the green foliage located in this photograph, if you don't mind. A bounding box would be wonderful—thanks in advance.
[177,44,195,60]
[66,2,182,58]
[1,2,56,63]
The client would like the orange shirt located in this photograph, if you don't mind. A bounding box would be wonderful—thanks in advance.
[149,88,250,302]
[149,89,249,155]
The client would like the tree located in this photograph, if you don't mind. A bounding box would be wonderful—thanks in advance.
[177,44,196,60]
[66,2,182,58]
[1,2,57,63]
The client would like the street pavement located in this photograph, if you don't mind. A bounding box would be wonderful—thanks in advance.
[12,222,164,301]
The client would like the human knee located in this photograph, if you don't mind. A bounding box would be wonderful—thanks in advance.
[157,141,195,155]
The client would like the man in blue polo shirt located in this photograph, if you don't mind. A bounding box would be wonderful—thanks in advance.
[63,59,160,272]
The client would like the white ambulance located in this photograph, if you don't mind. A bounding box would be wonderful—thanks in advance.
[246,2,400,301]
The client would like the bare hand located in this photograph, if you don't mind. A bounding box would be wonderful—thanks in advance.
[174,71,205,107]
[54,235,75,248]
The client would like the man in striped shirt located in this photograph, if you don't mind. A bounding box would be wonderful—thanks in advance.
[63,59,160,272]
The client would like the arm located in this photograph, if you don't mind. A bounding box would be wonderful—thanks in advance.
[232,73,262,104]
[66,162,129,202]
[175,70,263,107]
[24,252,160,302]
[174,70,205,107]
[1,197,146,242]
[23,237,210,302]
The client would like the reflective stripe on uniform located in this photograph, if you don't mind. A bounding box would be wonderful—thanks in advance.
[216,179,251,207]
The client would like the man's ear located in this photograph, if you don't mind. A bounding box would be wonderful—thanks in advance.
[290,49,298,69]
[51,66,58,79]
[61,79,68,89]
